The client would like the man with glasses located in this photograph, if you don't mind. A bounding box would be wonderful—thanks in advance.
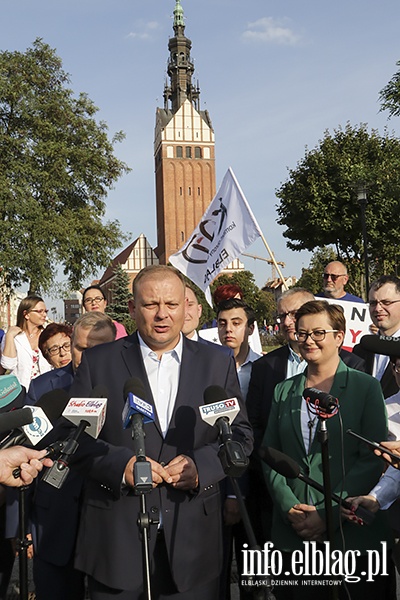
[316,260,364,302]
[353,275,400,398]
[246,288,365,545]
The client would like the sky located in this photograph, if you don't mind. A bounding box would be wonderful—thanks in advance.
[2,0,400,312]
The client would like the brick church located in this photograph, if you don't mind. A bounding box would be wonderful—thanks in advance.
[99,0,242,302]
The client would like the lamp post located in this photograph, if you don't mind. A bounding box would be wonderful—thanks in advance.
[357,184,369,298]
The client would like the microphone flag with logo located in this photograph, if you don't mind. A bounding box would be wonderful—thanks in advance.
[169,167,262,305]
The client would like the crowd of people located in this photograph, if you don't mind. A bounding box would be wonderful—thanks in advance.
[0,263,400,600]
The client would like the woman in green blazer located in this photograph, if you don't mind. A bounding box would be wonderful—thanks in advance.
[262,300,393,599]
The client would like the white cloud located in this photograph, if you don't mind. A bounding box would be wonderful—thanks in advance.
[242,17,301,45]
[127,21,160,41]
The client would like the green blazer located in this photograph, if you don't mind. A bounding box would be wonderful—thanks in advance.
[262,359,392,553]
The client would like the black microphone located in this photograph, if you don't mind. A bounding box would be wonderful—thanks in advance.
[259,446,375,525]
[42,385,108,489]
[0,408,33,436]
[360,334,400,357]
[0,389,70,450]
[303,387,339,417]
[203,385,236,442]
[200,385,248,477]
[122,378,154,494]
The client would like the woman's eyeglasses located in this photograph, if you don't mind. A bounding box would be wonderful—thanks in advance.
[295,329,339,342]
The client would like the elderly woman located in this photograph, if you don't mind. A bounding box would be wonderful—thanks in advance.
[262,300,392,599]
[39,322,73,369]
[82,284,127,340]
[0,296,52,390]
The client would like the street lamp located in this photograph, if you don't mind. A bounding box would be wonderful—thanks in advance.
[357,184,369,298]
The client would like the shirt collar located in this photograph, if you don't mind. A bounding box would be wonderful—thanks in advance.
[288,343,304,364]
[137,331,183,363]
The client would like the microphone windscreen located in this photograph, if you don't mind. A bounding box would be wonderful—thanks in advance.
[0,375,23,410]
[0,407,34,435]
[203,385,228,405]
[123,377,146,400]
[259,446,300,479]
[36,389,70,424]
[360,334,400,357]
[303,387,338,411]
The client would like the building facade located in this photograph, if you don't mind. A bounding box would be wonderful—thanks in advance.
[154,0,216,265]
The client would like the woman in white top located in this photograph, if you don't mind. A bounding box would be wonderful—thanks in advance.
[0,296,52,390]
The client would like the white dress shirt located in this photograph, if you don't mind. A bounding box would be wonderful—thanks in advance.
[138,332,183,437]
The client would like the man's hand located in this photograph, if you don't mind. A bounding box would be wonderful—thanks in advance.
[164,455,199,490]
[290,504,326,541]
[374,441,400,468]
[124,456,173,488]
[223,498,241,526]
[0,447,53,487]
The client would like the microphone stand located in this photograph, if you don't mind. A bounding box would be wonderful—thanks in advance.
[308,402,339,600]
[16,485,31,600]
[218,436,276,600]
[131,416,158,600]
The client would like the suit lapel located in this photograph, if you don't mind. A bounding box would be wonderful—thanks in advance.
[287,373,308,453]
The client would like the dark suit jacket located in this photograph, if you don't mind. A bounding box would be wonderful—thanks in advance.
[70,333,253,593]
[246,345,365,451]
[27,363,74,405]
[353,343,398,398]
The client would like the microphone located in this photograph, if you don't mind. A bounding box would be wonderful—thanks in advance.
[259,446,375,525]
[122,378,154,493]
[0,375,23,411]
[200,385,240,443]
[199,385,248,477]
[42,386,108,489]
[303,387,339,418]
[360,334,400,357]
[0,408,33,436]
[0,389,70,450]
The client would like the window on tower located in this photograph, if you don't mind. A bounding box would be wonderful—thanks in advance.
[195,147,202,159]
[176,146,183,158]
[186,146,192,159]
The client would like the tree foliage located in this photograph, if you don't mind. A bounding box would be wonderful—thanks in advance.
[276,123,400,290]
[106,264,134,334]
[0,39,130,293]
[379,60,400,118]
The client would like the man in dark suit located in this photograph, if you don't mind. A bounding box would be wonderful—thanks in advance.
[353,275,400,398]
[246,288,366,545]
[70,265,253,600]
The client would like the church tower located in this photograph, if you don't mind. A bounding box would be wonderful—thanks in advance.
[154,0,216,264]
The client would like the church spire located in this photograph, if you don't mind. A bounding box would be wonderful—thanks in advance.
[164,0,200,113]
[173,0,185,32]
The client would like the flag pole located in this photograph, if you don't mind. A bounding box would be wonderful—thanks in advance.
[258,232,289,291]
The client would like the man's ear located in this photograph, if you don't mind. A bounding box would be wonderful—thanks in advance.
[248,323,255,336]
[128,299,135,319]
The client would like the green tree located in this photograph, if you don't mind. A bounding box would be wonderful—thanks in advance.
[106,264,134,334]
[0,39,130,294]
[276,123,400,290]
[210,270,276,326]
[379,60,400,118]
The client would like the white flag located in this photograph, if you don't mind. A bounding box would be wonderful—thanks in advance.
[169,168,262,304]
